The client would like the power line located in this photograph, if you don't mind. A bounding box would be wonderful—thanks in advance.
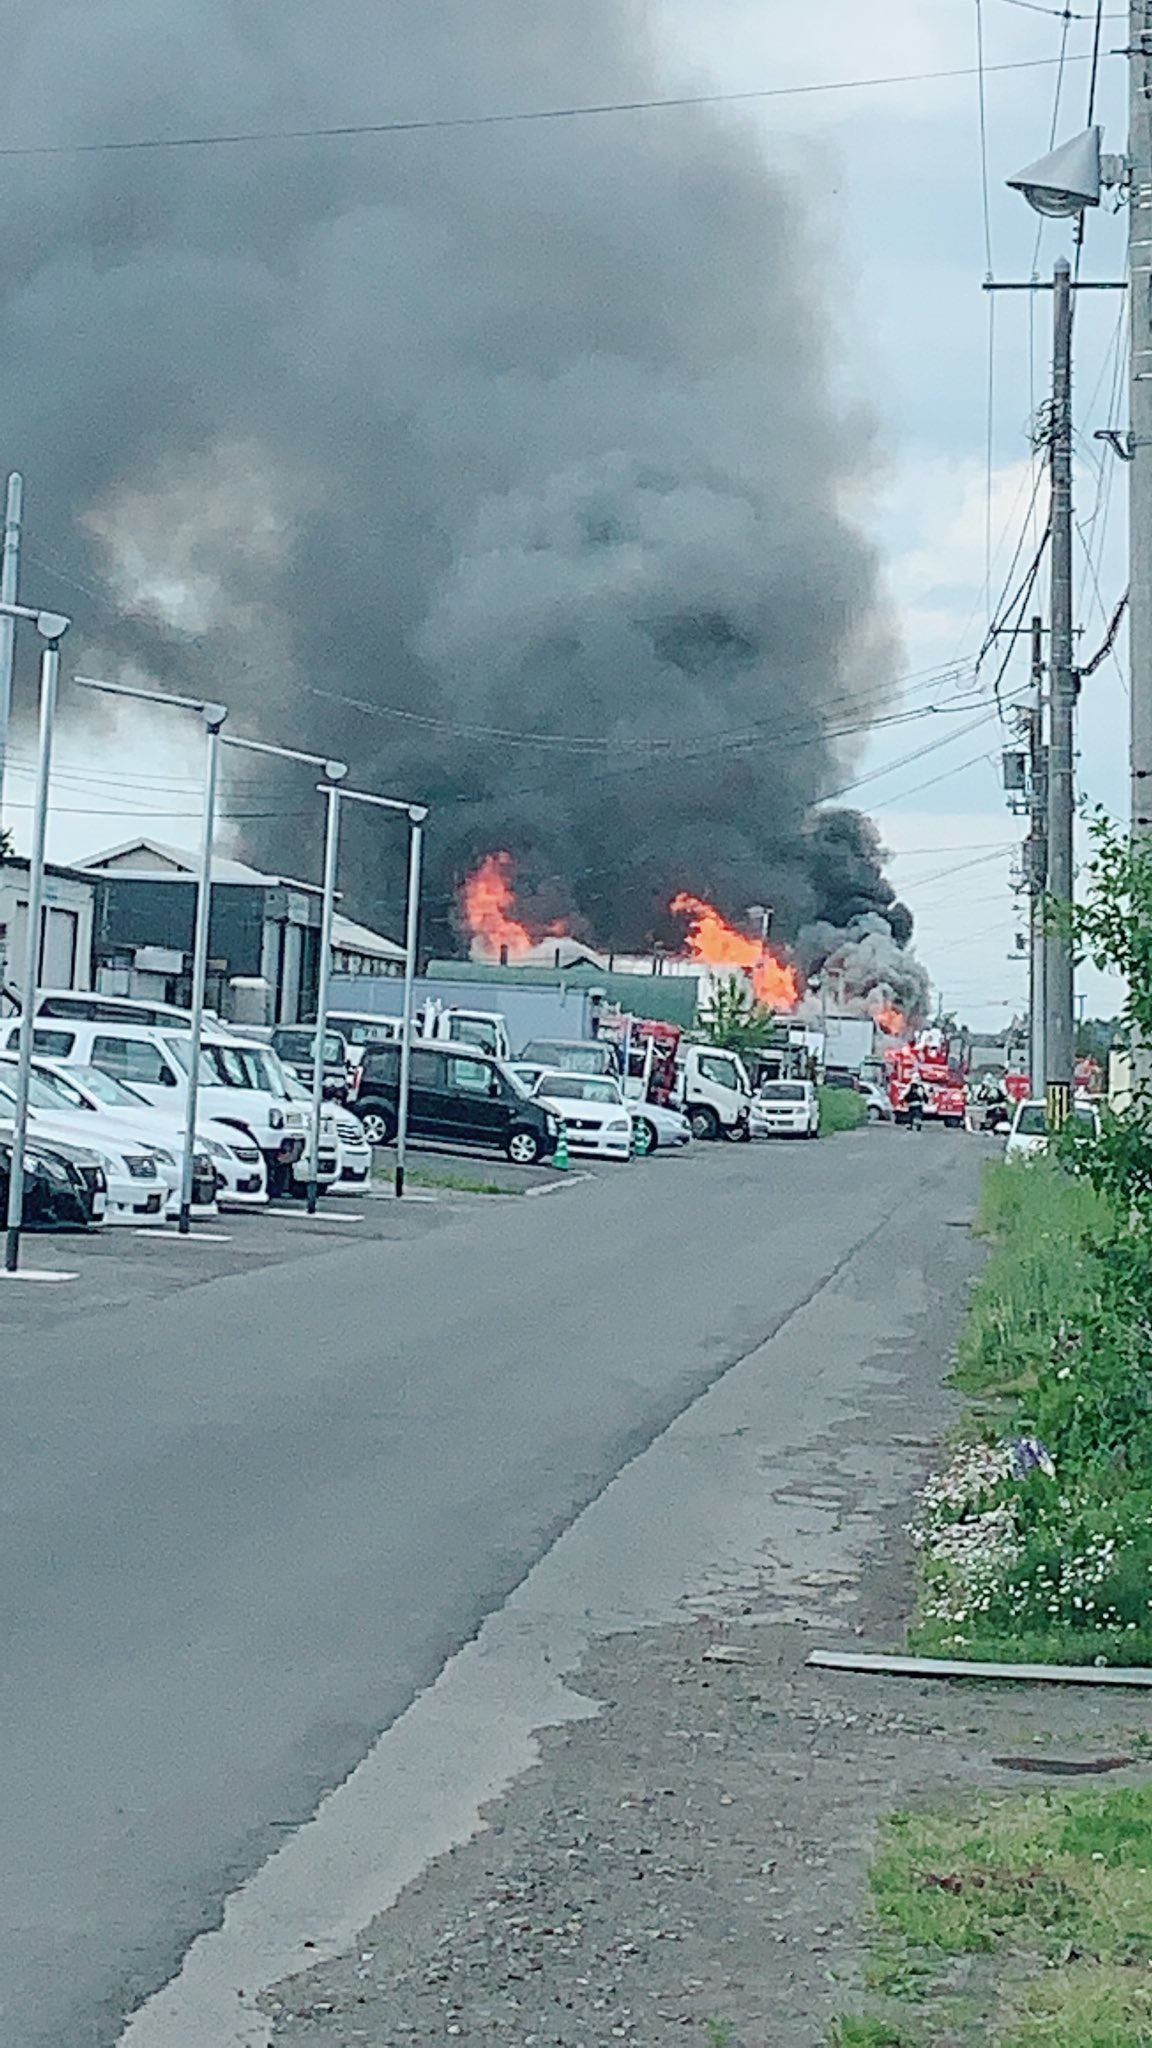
[0,54,1097,161]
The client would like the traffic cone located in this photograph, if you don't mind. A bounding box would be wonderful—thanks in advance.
[553,1122,570,1171]
[631,1116,646,1158]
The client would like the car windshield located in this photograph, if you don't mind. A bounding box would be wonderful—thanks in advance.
[0,1069,71,1111]
[171,1038,289,1095]
[69,1065,151,1109]
[163,1037,233,1087]
[1016,1104,1048,1135]
[450,1019,500,1054]
[25,1067,95,1111]
[276,1030,344,1064]
[760,1082,806,1101]
[538,1074,622,1103]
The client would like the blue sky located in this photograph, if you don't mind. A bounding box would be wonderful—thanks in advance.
[662,0,1131,1023]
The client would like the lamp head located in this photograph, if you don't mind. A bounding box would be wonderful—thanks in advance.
[1007,126,1102,217]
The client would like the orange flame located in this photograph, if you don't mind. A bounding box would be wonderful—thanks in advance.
[462,852,536,958]
[873,1003,906,1038]
[671,891,800,1010]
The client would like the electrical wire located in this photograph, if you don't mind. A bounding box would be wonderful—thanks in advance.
[0,53,1098,160]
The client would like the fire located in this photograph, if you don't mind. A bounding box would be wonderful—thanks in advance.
[671,891,800,1010]
[462,852,536,958]
[873,1003,906,1038]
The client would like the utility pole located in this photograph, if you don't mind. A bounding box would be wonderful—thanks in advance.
[0,471,23,835]
[1045,257,1076,1111]
[1131,4,1152,856]
[1026,614,1048,1092]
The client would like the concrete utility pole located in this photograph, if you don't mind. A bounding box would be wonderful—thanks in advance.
[1131,3,1152,858]
[1045,257,1076,1108]
[0,472,23,834]
[1027,615,1048,1092]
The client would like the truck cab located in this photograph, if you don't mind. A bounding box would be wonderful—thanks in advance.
[674,1044,752,1140]
[417,1004,512,1061]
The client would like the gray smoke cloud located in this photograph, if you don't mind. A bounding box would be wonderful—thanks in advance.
[797,913,933,1029]
[1,1,914,959]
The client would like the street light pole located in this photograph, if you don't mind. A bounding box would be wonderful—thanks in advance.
[1045,258,1076,1112]
[75,675,231,1235]
[220,734,348,1214]
[3,602,71,1274]
[321,789,428,1198]
[179,706,226,1232]
[309,782,342,1214]
[0,473,23,836]
[395,812,425,1201]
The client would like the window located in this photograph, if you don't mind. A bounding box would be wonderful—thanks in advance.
[699,1054,739,1090]
[409,1050,442,1089]
[92,1035,178,1086]
[6,1025,77,1058]
[760,1082,806,1102]
[448,1056,492,1094]
[1016,1104,1048,1135]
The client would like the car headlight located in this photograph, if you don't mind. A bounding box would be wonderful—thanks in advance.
[545,1115,559,1134]
[202,1138,231,1160]
[609,1119,630,1132]
[28,1150,71,1185]
[149,1146,177,1166]
[269,1107,285,1130]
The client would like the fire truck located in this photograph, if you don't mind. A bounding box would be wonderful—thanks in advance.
[885,1032,968,1128]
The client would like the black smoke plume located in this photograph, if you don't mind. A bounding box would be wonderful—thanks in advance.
[1,1,913,959]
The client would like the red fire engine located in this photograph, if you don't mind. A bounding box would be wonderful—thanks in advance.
[885,1032,968,1128]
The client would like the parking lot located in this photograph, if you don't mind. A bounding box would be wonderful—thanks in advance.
[0,1136,697,1326]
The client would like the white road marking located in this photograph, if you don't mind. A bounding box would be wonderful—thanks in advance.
[133,1230,234,1244]
[0,1268,78,1283]
[524,1171,593,1196]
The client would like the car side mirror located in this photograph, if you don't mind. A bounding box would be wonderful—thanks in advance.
[489,1079,501,1098]
[160,1068,178,1087]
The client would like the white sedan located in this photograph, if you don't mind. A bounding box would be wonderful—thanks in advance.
[749,1079,820,1139]
[1005,1097,1100,1161]
[0,1067,168,1224]
[25,1058,264,1212]
[531,1070,635,1160]
[627,1099,693,1154]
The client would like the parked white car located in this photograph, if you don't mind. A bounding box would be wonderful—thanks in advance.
[1005,1097,1101,1161]
[23,1059,266,1212]
[531,1070,634,1160]
[0,1066,168,1224]
[855,1078,894,1123]
[627,1100,693,1154]
[750,1078,820,1139]
[4,1019,308,1196]
[279,1072,372,1194]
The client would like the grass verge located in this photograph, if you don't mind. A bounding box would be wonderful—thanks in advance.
[373,1166,521,1196]
[820,1086,868,1135]
[908,1159,1152,1668]
[832,1778,1152,2045]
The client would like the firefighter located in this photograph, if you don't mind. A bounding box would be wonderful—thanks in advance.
[904,1076,927,1132]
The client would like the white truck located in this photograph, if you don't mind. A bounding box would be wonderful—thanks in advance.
[674,1044,753,1141]
[416,1002,512,1060]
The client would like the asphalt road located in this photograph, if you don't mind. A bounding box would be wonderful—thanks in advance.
[0,1126,978,2046]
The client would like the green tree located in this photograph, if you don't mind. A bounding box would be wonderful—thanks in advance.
[697,974,779,1055]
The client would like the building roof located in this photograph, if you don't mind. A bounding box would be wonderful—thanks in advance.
[77,837,322,893]
[331,912,405,962]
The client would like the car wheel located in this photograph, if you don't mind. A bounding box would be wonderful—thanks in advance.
[507,1128,543,1165]
[359,1105,396,1146]
[633,1118,657,1157]
[689,1105,720,1141]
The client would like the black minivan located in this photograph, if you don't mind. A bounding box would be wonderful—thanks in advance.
[349,1044,560,1164]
